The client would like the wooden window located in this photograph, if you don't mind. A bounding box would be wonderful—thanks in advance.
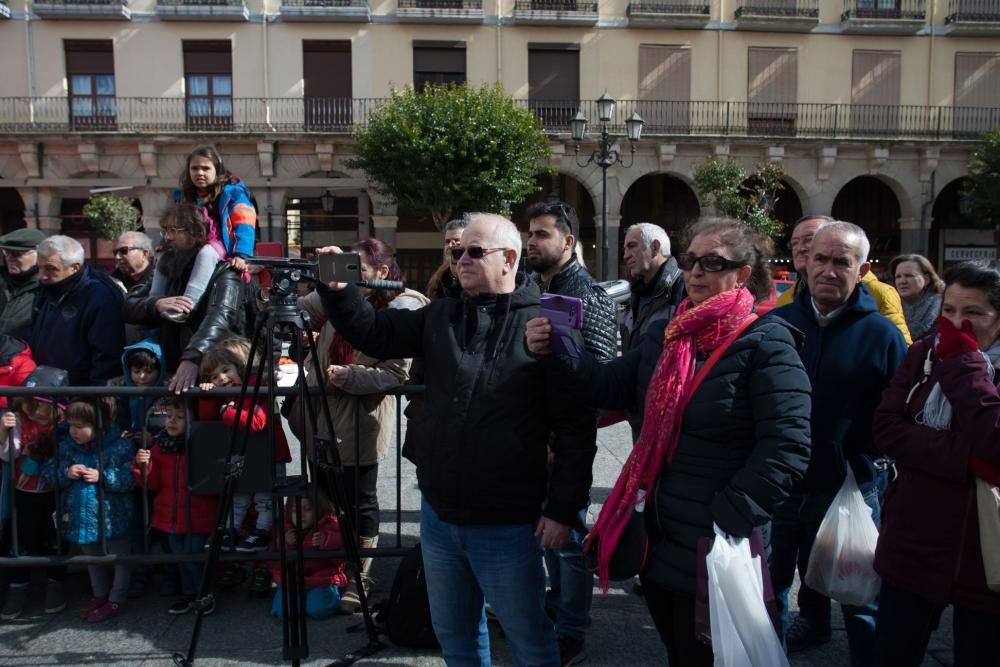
[413,42,466,92]
[638,45,691,132]
[183,41,233,130]
[851,50,901,135]
[954,53,1000,136]
[65,40,116,130]
[528,44,579,127]
[747,47,798,136]
[303,41,352,129]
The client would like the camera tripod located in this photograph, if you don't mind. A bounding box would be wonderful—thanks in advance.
[174,261,396,667]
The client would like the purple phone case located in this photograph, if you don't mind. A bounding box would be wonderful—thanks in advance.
[539,294,584,358]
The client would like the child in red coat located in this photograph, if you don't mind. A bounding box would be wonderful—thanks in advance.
[269,494,348,620]
[197,337,291,554]
[134,396,218,615]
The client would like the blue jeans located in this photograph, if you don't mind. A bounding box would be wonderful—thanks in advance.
[420,499,559,667]
[271,585,341,620]
[166,533,209,596]
[543,508,592,640]
[769,481,882,667]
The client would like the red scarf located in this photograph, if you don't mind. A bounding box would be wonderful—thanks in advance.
[586,287,756,590]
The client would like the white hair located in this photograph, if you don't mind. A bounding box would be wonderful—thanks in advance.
[118,230,153,252]
[37,235,85,266]
[466,212,522,266]
[625,222,671,257]
[814,221,871,264]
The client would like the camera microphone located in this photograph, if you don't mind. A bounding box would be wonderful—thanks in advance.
[358,279,404,291]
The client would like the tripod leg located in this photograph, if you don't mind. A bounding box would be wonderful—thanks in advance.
[174,316,270,667]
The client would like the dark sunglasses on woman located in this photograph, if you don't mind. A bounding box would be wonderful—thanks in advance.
[676,252,748,273]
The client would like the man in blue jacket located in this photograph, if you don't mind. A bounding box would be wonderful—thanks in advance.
[30,235,125,386]
[771,221,906,667]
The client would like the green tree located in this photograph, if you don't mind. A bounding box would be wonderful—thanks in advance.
[692,159,786,238]
[961,129,1000,230]
[83,194,140,240]
[348,83,552,229]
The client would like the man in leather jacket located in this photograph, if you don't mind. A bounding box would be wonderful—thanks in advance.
[123,203,246,393]
[526,199,616,665]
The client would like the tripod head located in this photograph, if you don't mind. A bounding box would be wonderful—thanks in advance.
[245,255,404,326]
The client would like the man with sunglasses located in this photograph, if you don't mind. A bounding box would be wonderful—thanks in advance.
[110,231,155,293]
[526,199,616,665]
[0,228,45,339]
[319,213,595,667]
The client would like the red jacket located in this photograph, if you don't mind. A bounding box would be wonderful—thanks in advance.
[874,338,1000,613]
[0,339,36,410]
[268,513,348,590]
[197,377,291,464]
[134,443,218,536]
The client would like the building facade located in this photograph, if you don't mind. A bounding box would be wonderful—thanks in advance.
[1,0,998,283]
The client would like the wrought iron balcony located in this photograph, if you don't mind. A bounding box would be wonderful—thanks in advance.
[842,0,925,34]
[396,0,483,23]
[734,0,819,31]
[0,97,994,143]
[33,0,131,20]
[157,0,249,21]
[1,0,11,19]
[946,0,1000,35]
[280,0,368,21]
[513,0,598,25]
[627,1,710,28]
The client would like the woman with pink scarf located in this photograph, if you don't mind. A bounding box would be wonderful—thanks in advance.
[527,217,811,665]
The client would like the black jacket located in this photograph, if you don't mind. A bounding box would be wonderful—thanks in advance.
[539,256,617,363]
[124,262,246,371]
[566,315,811,593]
[29,266,125,386]
[620,257,685,353]
[320,279,596,527]
[0,268,40,340]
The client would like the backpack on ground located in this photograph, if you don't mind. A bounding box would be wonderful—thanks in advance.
[374,543,439,649]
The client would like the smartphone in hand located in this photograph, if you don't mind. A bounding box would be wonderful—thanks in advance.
[539,294,585,358]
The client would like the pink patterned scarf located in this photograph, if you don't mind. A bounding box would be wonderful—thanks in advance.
[586,287,756,590]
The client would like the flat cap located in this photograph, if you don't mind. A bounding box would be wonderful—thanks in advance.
[0,228,46,250]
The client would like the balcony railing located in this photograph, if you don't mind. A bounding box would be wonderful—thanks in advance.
[735,0,819,18]
[157,0,249,20]
[396,0,482,22]
[627,1,710,27]
[33,0,131,19]
[513,0,598,24]
[1,0,11,19]
[279,0,368,20]
[398,0,481,8]
[515,0,596,9]
[0,97,996,142]
[842,0,925,22]
[947,0,1000,32]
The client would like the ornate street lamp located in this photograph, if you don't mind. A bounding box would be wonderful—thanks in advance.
[319,189,335,214]
[572,94,644,280]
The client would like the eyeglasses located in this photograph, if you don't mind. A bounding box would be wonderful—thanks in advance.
[541,202,577,232]
[0,248,33,258]
[113,246,142,256]
[676,252,748,273]
[160,227,187,237]
[449,246,508,261]
[788,235,815,251]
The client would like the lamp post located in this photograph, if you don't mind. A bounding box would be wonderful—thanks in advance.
[572,93,644,281]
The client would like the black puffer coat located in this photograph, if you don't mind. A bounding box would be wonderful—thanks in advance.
[620,257,685,353]
[321,279,596,527]
[123,262,246,370]
[540,256,617,362]
[568,315,811,593]
[0,268,40,340]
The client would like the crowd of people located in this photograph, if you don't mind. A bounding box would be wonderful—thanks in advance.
[0,142,996,667]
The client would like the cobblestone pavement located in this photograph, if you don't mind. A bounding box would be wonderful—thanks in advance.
[0,417,953,666]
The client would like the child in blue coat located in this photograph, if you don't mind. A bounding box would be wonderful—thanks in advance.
[53,399,136,623]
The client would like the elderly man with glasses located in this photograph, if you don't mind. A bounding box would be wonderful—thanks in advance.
[110,231,156,293]
[318,213,596,667]
[0,228,45,339]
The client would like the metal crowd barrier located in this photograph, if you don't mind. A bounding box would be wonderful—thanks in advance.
[0,383,423,567]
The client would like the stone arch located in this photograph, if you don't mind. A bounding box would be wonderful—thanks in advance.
[511,171,598,269]
[929,177,988,269]
[620,172,701,237]
[831,175,903,267]
[284,171,365,258]
[0,185,26,235]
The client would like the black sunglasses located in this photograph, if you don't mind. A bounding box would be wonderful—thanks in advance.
[113,246,142,256]
[449,246,508,261]
[676,252,748,273]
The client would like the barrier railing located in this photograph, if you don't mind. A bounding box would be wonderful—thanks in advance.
[0,383,421,567]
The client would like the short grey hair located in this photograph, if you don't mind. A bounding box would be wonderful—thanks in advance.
[625,222,671,257]
[444,218,469,233]
[813,221,871,264]
[465,212,522,266]
[37,235,85,266]
[118,231,153,252]
[794,214,835,228]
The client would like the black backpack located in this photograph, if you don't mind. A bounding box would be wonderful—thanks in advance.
[375,543,439,649]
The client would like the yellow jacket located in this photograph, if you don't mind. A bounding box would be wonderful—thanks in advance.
[774,272,912,345]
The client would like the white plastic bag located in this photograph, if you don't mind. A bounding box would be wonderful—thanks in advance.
[706,525,789,667]
[804,467,881,606]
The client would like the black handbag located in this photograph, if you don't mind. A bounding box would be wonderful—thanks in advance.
[585,488,650,581]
